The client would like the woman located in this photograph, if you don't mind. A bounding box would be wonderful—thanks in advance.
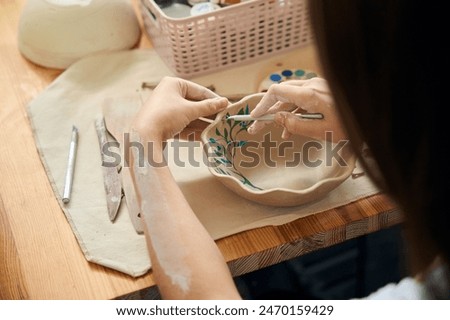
[130,1,449,299]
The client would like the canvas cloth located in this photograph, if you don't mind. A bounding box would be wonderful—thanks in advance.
[27,49,379,277]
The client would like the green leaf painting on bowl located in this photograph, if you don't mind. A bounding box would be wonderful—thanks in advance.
[207,104,263,190]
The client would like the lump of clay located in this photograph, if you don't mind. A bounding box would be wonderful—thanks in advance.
[18,0,142,69]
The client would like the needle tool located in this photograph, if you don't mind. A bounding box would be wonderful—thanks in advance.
[62,126,79,204]
[225,113,324,121]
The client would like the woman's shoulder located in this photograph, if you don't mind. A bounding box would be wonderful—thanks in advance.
[359,263,449,300]
[360,277,429,300]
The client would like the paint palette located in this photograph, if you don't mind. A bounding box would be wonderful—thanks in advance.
[258,68,319,92]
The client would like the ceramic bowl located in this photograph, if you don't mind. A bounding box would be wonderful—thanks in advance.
[200,93,357,207]
[18,0,141,69]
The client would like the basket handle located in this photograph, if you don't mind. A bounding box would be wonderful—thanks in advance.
[140,0,160,29]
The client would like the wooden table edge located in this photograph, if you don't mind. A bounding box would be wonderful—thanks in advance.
[115,193,401,299]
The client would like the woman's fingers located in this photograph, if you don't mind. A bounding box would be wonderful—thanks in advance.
[274,112,347,143]
[251,86,310,117]
[184,97,229,119]
[251,85,329,120]
[247,101,295,134]
[157,76,220,101]
[181,78,220,101]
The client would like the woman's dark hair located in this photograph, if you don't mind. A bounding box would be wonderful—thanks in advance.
[308,0,448,282]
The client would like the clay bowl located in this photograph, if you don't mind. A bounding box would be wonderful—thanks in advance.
[200,93,356,207]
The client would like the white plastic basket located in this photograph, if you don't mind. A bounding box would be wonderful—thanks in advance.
[140,0,314,78]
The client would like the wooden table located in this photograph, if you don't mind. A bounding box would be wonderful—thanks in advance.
[0,1,401,300]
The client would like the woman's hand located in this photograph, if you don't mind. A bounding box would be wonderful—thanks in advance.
[248,77,347,142]
[128,77,241,299]
[132,76,228,142]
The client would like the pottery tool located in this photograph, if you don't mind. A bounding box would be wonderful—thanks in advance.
[225,112,324,122]
[62,126,78,204]
[102,98,144,234]
[95,117,122,222]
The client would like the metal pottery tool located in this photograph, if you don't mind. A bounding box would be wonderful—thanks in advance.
[62,126,78,204]
[225,112,324,121]
[95,117,122,222]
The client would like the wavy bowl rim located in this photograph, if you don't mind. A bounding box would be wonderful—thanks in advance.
[200,93,357,196]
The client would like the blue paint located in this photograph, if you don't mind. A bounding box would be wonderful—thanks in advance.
[281,69,293,77]
[269,73,282,82]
